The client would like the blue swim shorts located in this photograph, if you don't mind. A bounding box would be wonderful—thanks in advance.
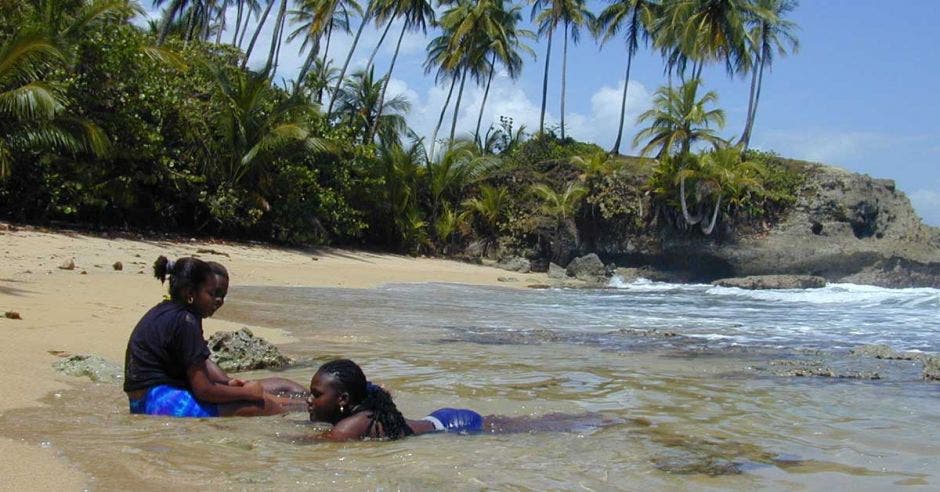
[423,408,484,433]
[129,385,219,418]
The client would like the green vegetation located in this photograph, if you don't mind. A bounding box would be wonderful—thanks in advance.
[0,0,803,261]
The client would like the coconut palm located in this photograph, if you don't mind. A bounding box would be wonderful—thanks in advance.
[739,0,798,151]
[633,78,725,158]
[241,0,277,68]
[652,0,752,80]
[473,0,534,143]
[367,0,436,142]
[460,183,511,253]
[325,0,377,119]
[334,67,410,144]
[673,146,763,234]
[595,0,657,155]
[530,181,587,261]
[0,31,108,179]
[291,0,360,84]
[532,0,594,139]
[209,66,325,187]
[375,139,428,252]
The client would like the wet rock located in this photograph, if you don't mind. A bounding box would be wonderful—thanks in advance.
[53,355,123,384]
[713,275,827,290]
[611,328,680,338]
[923,356,940,381]
[565,254,606,281]
[208,328,292,372]
[768,359,880,379]
[652,456,742,476]
[497,256,531,273]
[196,248,230,257]
[497,276,518,282]
[547,262,567,279]
[848,344,919,360]
[58,258,75,270]
[527,284,552,289]
[4,311,22,320]
[112,261,123,271]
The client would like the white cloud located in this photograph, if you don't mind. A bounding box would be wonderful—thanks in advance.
[755,129,897,165]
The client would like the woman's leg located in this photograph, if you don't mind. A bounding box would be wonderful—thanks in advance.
[258,377,306,395]
[217,393,289,417]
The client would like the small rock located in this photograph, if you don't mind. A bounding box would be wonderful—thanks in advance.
[113,261,123,271]
[713,275,827,290]
[209,328,292,372]
[497,276,518,282]
[923,356,940,381]
[497,257,531,273]
[59,259,76,270]
[4,311,22,320]
[548,262,567,279]
[566,254,607,281]
[850,344,906,360]
[527,284,552,289]
[53,355,123,384]
[80,270,87,275]
[311,257,319,261]
[196,248,230,257]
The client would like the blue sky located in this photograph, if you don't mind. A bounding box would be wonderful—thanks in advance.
[143,0,940,225]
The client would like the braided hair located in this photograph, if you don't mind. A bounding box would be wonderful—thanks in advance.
[317,359,414,440]
[153,256,213,303]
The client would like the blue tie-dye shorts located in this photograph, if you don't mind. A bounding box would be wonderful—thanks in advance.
[129,385,220,418]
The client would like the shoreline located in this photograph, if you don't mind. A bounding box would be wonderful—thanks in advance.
[0,224,543,489]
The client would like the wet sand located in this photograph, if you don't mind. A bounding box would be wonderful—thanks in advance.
[0,224,541,490]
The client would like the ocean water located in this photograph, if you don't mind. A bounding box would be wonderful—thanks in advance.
[2,278,938,489]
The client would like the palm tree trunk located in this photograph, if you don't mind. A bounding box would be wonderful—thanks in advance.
[157,0,184,46]
[183,5,197,47]
[326,9,372,119]
[429,76,458,161]
[539,28,553,134]
[323,21,334,62]
[742,55,767,152]
[679,175,704,225]
[739,52,760,149]
[237,1,255,48]
[560,21,569,140]
[369,22,407,143]
[449,66,469,142]
[474,53,497,144]
[242,0,276,69]
[611,51,634,155]
[700,193,721,235]
[366,16,396,71]
[231,0,244,45]
[297,38,321,86]
[264,0,288,75]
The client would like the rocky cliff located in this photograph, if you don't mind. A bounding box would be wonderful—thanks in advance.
[638,162,940,287]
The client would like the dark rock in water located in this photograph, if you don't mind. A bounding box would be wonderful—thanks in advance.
[4,311,21,320]
[767,359,880,379]
[713,275,827,290]
[565,254,606,281]
[527,284,552,289]
[497,256,531,273]
[208,328,292,372]
[53,355,123,384]
[849,344,919,360]
[923,356,940,381]
[497,276,518,282]
[652,456,742,476]
[547,262,567,279]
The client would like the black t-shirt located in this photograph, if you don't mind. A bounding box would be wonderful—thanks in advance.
[123,300,210,392]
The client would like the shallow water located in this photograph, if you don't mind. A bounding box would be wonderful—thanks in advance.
[2,280,939,489]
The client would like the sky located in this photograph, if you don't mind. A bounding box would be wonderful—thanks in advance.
[142,0,940,226]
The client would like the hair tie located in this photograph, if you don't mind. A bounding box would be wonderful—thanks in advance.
[165,259,176,273]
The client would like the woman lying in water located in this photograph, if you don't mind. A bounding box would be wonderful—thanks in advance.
[123,256,305,418]
[307,359,621,441]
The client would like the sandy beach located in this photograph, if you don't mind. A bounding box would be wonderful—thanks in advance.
[0,224,541,490]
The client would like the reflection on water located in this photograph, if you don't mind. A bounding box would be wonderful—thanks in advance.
[2,283,938,489]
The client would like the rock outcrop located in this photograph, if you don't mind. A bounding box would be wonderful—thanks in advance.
[713,275,826,290]
[208,328,292,372]
[53,355,123,384]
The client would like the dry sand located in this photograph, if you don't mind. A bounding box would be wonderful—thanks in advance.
[0,225,543,490]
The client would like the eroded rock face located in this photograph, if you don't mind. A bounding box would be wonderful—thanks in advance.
[713,275,827,290]
[208,328,292,372]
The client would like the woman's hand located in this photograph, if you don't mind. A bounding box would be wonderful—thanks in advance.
[242,381,265,401]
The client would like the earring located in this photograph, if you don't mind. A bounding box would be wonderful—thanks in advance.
[187,296,194,304]
[340,405,345,414]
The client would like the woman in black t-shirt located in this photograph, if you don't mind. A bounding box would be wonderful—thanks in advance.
[124,256,302,417]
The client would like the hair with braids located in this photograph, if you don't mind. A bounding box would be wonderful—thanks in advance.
[206,261,228,279]
[153,255,213,303]
[317,359,414,440]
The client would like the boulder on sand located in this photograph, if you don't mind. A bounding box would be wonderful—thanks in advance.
[208,328,292,372]
[565,254,607,281]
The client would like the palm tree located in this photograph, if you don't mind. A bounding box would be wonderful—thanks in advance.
[291,0,360,83]
[530,181,587,261]
[367,0,436,142]
[633,78,725,158]
[241,0,277,68]
[234,0,262,48]
[652,0,752,80]
[375,139,428,252]
[673,146,763,233]
[472,0,534,144]
[460,184,510,254]
[0,31,108,179]
[325,0,377,119]
[595,0,656,155]
[532,0,594,139]
[427,139,501,237]
[209,66,325,187]
[739,0,798,151]
[334,67,410,144]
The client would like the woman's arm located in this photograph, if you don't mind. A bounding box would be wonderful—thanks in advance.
[205,359,232,384]
[187,360,264,404]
